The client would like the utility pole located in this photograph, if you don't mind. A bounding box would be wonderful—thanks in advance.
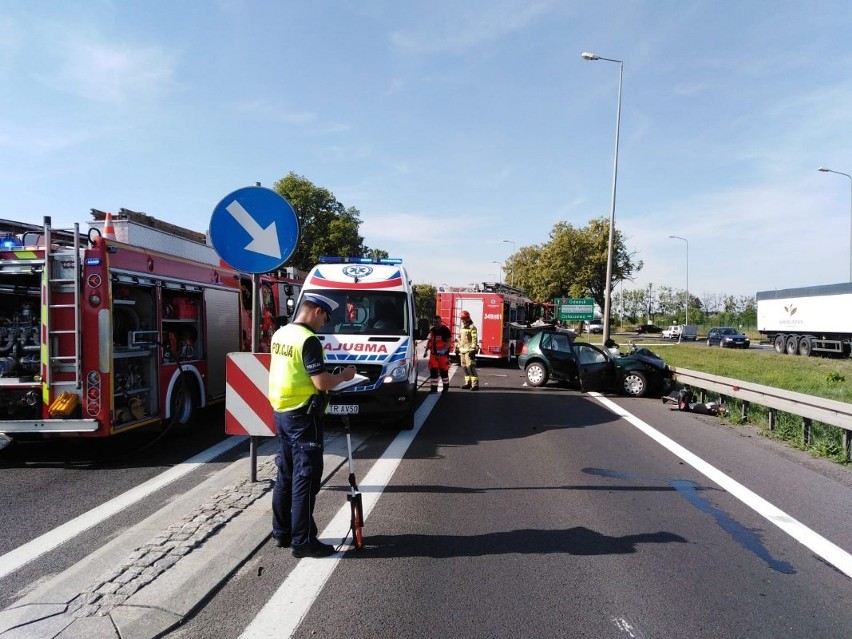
[646,283,653,324]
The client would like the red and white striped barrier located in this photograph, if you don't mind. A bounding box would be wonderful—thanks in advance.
[225,352,275,437]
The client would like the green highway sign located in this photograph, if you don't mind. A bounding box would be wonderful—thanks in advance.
[554,297,595,321]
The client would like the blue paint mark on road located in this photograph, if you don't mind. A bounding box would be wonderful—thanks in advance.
[584,467,796,574]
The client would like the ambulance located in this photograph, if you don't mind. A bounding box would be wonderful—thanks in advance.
[296,257,424,429]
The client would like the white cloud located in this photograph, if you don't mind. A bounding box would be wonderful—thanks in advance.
[35,32,178,104]
[237,99,317,124]
[0,15,22,71]
[0,121,88,156]
[390,0,555,55]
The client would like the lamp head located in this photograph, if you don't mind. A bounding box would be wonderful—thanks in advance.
[581,52,599,60]
[818,167,830,172]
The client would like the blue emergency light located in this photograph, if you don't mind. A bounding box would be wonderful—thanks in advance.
[319,256,402,265]
[0,234,23,249]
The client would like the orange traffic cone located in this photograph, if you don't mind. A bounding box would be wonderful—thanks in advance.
[103,211,116,240]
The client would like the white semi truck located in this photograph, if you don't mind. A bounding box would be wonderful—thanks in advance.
[756,283,852,357]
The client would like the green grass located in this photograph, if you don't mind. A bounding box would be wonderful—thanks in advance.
[619,342,852,464]
[659,344,852,403]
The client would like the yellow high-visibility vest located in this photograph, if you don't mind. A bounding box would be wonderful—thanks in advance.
[268,323,318,412]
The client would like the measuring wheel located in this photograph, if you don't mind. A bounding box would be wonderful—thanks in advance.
[341,414,365,549]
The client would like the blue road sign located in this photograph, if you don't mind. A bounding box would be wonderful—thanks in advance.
[209,186,299,274]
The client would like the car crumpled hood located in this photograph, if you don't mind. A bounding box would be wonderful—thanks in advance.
[621,347,669,371]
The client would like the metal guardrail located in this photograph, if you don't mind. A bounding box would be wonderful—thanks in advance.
[671,367,852,461]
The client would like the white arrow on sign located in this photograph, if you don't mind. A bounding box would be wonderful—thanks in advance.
[225,199,282,259]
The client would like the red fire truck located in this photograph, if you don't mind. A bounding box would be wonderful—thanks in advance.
[0,210,300,439]
[436,283,544,362]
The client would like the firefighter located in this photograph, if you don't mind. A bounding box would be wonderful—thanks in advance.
[423,314,451,393]
[268,293,356,558]
[457,310,479,390]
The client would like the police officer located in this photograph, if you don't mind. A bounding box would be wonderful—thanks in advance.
[457,310,479,390]
[269,293,356,558]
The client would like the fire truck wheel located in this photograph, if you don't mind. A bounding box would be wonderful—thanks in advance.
[168,374,198,431]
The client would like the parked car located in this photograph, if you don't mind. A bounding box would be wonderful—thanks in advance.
[707,327,751,348]
[661,325,681,339]
[662,324,698,340]
[635,324,662,334]
[586,320,604,334]
[517,327,671,397]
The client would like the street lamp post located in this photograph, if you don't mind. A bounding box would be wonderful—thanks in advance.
[582,51,623,345]
[502,240,516,287]
[818,167,852,282]
[492,261,503,285]
[669,235,689,326]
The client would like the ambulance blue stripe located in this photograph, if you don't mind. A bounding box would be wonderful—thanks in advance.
[323,338,410,392]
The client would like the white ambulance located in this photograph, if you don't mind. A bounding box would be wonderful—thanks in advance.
[295,257,423,429]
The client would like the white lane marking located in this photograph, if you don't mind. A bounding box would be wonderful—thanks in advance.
[239,392,442,639]
[0,436,246,580]
[590,393,852,579]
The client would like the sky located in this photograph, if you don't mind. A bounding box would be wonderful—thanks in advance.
[2,0,852,301]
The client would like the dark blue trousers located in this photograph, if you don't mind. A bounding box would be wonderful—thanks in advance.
[272,408,324,546]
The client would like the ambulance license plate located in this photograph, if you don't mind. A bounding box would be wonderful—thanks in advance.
[329,404,359,415]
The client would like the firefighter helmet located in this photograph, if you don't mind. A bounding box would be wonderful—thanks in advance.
[460,310,471,321]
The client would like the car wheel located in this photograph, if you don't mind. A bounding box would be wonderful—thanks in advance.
[525,361,549,387]
[798,336,812,357]
[706,338,711,346]
[621,371,648,397]
[773,334,787,354]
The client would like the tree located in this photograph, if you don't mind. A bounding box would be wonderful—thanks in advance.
[272,172,385,270]
[618,287,648,323]
[364,247,390,260]
[508,217,642,310]
[414,284,437,321]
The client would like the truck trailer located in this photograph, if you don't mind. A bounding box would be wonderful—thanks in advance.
[756,282,852,357]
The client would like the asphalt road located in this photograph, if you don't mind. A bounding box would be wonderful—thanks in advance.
[159,364,852,639]
[0,409,245,610]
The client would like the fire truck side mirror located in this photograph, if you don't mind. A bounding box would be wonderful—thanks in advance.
[285,297,295,316]
[283,285,293,296]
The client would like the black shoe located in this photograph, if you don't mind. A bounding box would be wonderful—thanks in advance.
[461,383,471,389]
[443,385,449,392]
[273,534,291,548]
[429,387,438,394]
[291,539,336,558]
[471,385,479,391]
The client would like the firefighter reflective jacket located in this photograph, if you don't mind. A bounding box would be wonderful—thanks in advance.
[458,323,478,354]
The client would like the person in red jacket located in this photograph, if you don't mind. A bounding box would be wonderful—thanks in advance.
[424,315,452,393]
